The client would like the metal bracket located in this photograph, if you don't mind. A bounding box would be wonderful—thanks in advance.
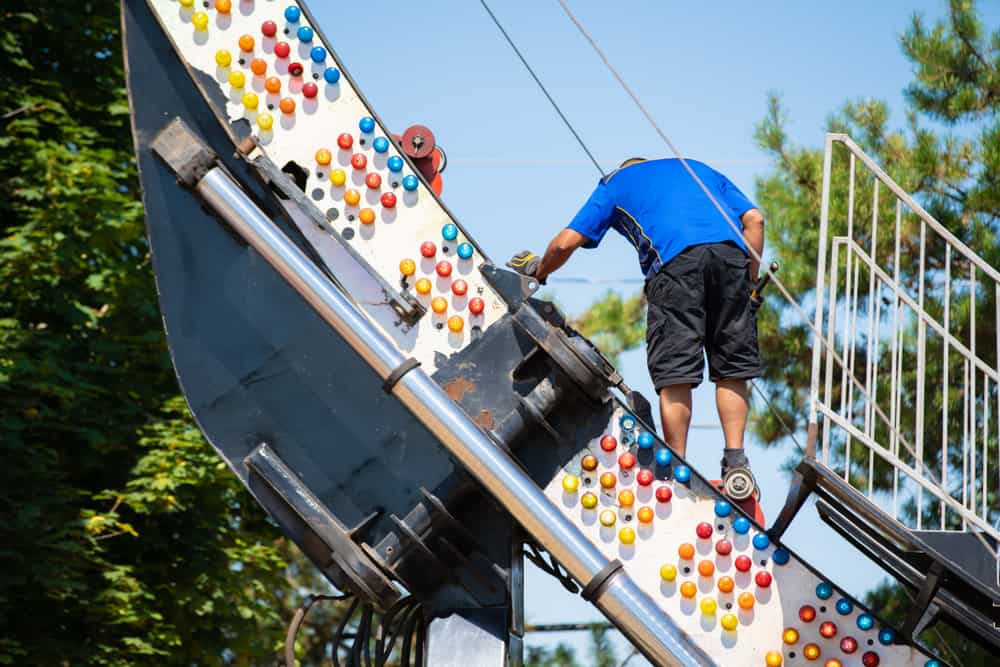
[480,264,540,311]
[151,118,218,187]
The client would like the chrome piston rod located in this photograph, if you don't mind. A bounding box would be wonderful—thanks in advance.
[193,164,712,667]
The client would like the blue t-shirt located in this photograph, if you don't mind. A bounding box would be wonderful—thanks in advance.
[567,158,756,279]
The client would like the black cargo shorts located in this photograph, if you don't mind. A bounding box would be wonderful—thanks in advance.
[644,241,761,390]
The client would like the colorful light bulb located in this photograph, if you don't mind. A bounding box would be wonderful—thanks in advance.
[600,435,617,451]
[617,452,636,469]
[782,628,799,644]
[337,133,353,150]
[387,155,404,172]
[351,153,367,170]
[581,492,598,509]
[659,564,677,582]
[180,0,194,6]
[655,448,672,466]
[192,12,209,31]
[637,432,654,449]
[733,517,751,534]
[242,92,259,109]
[816,582,834,600]
[840,637,858,654]
[215,50,232,67]
[228,71,246,88]
[677,543,695,560]
[215,0,231,12]
[297,26,314,42]
[402,174,419,191]
[715,539,733,556]
[315,148,332,165]
[239,34,255,52]
[373,137,390,153]
[799,605,817,622]
[700,598,717,615]
[380,192,397,208]
[344,189,361,206]
[329,169,346,187]
[431,297,447,314]
[261,20,278,37]
[752,533,770,550]
[721,613,738,631]
[637,506,653,523]
[561,475,579,492]
[825,660,842,667]
[358,208,375,225]
[287,61,303,77]
[696,522,713,539]
[451,279,468,297]
[250,58,267,75]
[755,571,773,588]
[861,652,880,667]
[680,582,697,599]
[302,81,319,98]
[617,490,634,507]
[359,116,376,133]
[324,67,341,84]
[856,614,874,631]
[655,486,672,503]
[772,549,790,565]
[619,527,636,544]
[636,469,653,486]
[279,97,296,114]
[877,628,895,645]
[674,465,691,483]
[737,592,755,610]
[415,278,432,295]
[765,651,783,667]
[803,643,821,660]
[599,472,616,489]
[257,113,273,130]
[365,172,382,189]
[697,560,715,577]
[468,297,485,315]
[435,260,452,277]
[836,599,854,616]
[441,223,458,241]
[420,241,437,258]
[819,621,837,639]
[581,454,598,471]
[264,77,281,93]
[310,46,327,63]
[399,259,416,276]
[734,555,752,572]
[284,6,301,22]
[718,576,735,593]
[599,510,616,527]
[715,500,732,517]
[274,41,291,58]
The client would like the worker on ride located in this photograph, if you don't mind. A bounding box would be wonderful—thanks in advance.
[509,158,765,482]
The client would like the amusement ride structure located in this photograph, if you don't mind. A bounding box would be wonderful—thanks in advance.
[121,1,998,665]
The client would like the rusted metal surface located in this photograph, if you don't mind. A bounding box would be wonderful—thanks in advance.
[444,376,477,402]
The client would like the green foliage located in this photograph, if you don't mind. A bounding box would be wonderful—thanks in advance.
[524,625,619,667]
[0,3,297,664]
[572,291,647,365]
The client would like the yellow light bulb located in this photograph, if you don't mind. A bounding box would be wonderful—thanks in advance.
[765,651,783,667]
[431,297,448,314]
[700,598,717,615]
[659,564,677,582]
[415,278,432,295]
[179,0,194,7]
[192,12,209,31]
[580,492,598,509]
[599,510,616,527]
[228,71,246,88]
[242,92,259,109]
[330,169,346,187]
[256,113,273,131]
[215,50,231,67]
[782,628,799,645]
[802,643,820,660]
[561,475,579,493]
[618,527,635,544]
[720,613,738,631]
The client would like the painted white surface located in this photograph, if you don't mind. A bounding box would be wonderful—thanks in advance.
[147,0,506,371]
[541,403,931,667]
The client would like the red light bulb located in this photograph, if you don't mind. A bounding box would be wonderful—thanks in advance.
[755,571,773,588]
[365,172,381,189]
[861,652,879,667]
[655,486,672,503]
[451,280,468,296]
[436,261,452,277]
[288,61,303,77]
[351,153,367,170]
[337,133,353,150]
[274,41,290,58]
[734,555,752,572]
[799,605,816,622]
[302,82,318,99]
[715,539,733,556]
[618,452,636,469]
[381,192,397,208]
[261,20,277,37]
[819,621,837,639]
[636,469,654,486]
[696,522,713,539]
[469,297,485,315]
[420,242,436,258]
[839,637,858,654]
[600,435,617,452]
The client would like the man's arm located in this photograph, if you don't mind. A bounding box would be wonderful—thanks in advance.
[535,228,588,284]
[740,208,765,280]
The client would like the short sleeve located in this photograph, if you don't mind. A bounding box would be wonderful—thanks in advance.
[716,172,756,219]
[567,179,616,249]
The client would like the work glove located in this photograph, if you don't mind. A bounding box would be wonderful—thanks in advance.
[507,251,545,284]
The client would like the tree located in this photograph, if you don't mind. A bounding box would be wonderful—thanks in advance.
[0,4,298,663]
[574,0,997,662]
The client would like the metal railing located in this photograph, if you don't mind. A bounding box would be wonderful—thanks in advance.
[808,134,1000,545]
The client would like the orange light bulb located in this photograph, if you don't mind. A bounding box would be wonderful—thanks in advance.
[239,35,255,52]
[250,58,267,76]
[636,506,654,523]
[415,278,432,295]
[677,543,695,560]
[344,189,361,206]
[431,297,447,314]
[359,208,376,225]
[399,259,416,276]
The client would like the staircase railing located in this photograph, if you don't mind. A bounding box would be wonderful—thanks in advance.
[808,133,1000,546]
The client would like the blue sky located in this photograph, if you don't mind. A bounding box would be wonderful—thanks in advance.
[314,1,999,662]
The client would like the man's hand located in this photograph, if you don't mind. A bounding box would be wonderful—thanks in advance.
[507,251,543,283]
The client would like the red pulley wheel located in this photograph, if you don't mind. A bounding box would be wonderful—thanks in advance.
[400,124,436,160]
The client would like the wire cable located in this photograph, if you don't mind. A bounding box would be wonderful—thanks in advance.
[479,0,606,177]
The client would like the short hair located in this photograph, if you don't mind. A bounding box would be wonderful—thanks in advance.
[619,157,647,168]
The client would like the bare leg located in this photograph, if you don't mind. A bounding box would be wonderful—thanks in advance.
[659,384,692,457]
[716,379,750,449]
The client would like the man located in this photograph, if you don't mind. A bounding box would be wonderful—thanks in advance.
[510,157,765,483]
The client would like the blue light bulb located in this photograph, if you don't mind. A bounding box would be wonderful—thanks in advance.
[655,448,672,466]
[323,67,341,84]
[752,533,770,550]
[772,548,790,565]
[637,432,654,449]
[387,156,404,172]
[284,6,301,22]
[856,613,874,630]
[836,598,854,616]
[714,500,732,518]
[297,26,314,42]
[619,414,636,430]
[441,224,458,241]
[373,137,389,153]
[878,628,895,645]
[359,116,375,133]
[732,517,750,534]
[674,465,691,483]
[925,660,941,667]
[816,582,833,599]
[457,243,474,260]
[310,46,327,63]
[402,175,419,191]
